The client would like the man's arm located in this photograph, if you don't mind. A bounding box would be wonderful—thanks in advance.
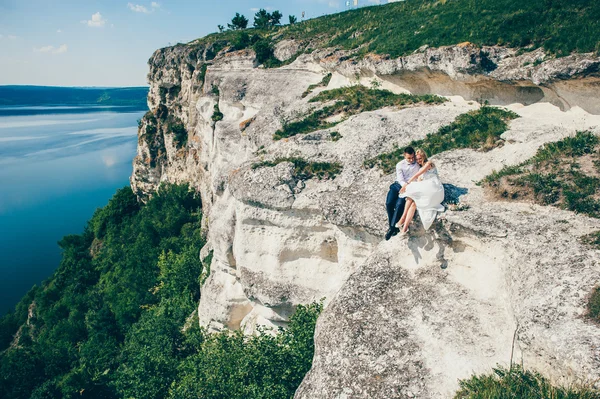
[397,161,408,187]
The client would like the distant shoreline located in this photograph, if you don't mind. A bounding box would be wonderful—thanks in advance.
[0,85,149,107]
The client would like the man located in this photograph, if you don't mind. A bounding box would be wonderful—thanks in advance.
[385,146,420,240]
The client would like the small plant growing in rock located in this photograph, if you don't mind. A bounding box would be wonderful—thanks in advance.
[212,104,224,122]
[589,285,600,322]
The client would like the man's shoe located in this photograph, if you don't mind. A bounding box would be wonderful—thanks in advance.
[385,227,399,241]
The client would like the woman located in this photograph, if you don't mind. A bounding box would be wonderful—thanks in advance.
[398,149,445,234]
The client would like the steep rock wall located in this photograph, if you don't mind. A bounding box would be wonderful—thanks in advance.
[131,41,600,396]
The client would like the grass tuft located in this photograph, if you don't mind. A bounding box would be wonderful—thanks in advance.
[252,157,342,180]
[454,365,600,399]
[589,285,600,322]
[365,106,519,173]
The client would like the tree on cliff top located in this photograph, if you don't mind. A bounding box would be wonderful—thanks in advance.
[253,9,282,29]
[228,12,248,30]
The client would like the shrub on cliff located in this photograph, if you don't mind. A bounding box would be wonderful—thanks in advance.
[454,365,600,398]
[482,131,600,219]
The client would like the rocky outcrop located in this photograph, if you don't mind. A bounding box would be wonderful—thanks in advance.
[131,39,600,396]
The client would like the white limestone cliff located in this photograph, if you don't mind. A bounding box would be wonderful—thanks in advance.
[130,41,600,397]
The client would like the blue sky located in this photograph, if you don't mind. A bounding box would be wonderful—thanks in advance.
[0,0,392,87]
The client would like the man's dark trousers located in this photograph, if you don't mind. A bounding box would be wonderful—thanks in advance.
[386,182,406,229]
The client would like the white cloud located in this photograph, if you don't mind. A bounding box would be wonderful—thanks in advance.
[2,34,18,40]
[128,3,149,13]
[54,44,68,53]
[34,44,68,54]
[82,12,106,27]
[128,2,160,13]
[57,29,62,33]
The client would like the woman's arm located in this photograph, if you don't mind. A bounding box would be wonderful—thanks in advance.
[407,161,432,184]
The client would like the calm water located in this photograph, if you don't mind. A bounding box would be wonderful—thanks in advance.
[0,106,145,314]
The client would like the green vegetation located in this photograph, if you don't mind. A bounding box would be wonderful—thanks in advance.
[589,285,600,322]
[0,185,323,398]
[212,104,224,122]
[192,0,600,70]
[198,64,208,85]
[482,131,600,218]
[168,119,188,148]
[364,106,519,173]
[252,157,343,180]
[330,131,342,141]
[211,86,224,122]
[454,365,600,399]
[167,302,322,399]
[228,12,248,30]
[275,85,445,140]
[282,0,600,58]
[253,9,282,30]
[302,73,333,98]
[581,231,600,249]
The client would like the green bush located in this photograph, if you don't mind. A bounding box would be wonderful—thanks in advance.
[454,365,600,399]
[365,106,518,173]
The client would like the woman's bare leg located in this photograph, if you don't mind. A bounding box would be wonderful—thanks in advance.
[402,202,417,233]
[398,198,413,226]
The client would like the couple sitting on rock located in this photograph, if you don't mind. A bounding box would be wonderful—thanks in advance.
[385,146,445,240]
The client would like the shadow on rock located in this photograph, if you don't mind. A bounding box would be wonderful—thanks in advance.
[443,183,468,205]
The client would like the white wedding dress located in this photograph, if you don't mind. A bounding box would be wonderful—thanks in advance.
[400,167,445,230]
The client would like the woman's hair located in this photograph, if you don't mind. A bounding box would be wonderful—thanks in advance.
[416,148,434,167]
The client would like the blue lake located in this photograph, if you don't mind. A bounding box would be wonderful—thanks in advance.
[0,106,146,314]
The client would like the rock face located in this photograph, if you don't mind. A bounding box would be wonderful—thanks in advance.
[131,41,600,396]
